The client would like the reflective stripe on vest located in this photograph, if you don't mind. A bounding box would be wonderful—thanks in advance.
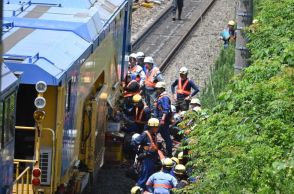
[144,131,165,160]
[134,106,148,124]
[153,183,173,189]
[176,78,191,95]
[145,67,159,88]
[144,131,158,151]
[124,80,139,97]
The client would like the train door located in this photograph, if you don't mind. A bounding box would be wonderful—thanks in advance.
[81,84,108,191]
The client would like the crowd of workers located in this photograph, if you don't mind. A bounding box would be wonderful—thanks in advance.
[119,51,202,194]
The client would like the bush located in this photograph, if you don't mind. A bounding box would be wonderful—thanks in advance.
[179,0,294,193]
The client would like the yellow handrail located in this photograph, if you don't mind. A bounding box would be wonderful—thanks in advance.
[15,126,56,194]
[13,166,30,194]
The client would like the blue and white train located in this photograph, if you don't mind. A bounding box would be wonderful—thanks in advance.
[2,0,132,193]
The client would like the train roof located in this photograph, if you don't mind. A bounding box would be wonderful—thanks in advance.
[2,0,128,85]
[1,64,18,94]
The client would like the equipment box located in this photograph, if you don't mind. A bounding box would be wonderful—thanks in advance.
[105,122,125,163]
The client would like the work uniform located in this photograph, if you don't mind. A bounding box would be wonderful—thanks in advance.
[133,104,151,133]
[221,27,236,48]
[171,78,199,112]
[172,0,184,20]
[132,131,159,189]
[154,92,172,157]
[145,66,164,111]
[129,65,146,86]
[146,170,178,194]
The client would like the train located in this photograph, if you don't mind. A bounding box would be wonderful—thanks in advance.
[0,64,19,194]
[1,0,132,193]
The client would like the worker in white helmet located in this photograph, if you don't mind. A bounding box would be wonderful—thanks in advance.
[220,20,236,48]
[171,67,199,112]
[128,53,146,87]
[144,56,164,111]
[136,52,145,71]
[190,98,201,110]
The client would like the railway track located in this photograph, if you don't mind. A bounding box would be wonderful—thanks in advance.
[132,0,217,72]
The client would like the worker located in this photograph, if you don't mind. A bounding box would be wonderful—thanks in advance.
[172,0,184,21]
[177,152,183,164]
[144,56,164,111]
[132,94,151,133]
[190,98,201,110]
[220,20,236,48]
[146,158,178,193]
[173,164,189,189]
[154,82,173,157]
[131,185,143,194]
[129,53,146,87]
[124,74,140,98]
[131,118,162,190]
[169,157,179,177]
[171,67,199,112]
[136,52,145,70]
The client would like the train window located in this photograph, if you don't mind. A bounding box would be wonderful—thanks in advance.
[0,102,3,149]
[65,80,72,112]
[3,93,15,146]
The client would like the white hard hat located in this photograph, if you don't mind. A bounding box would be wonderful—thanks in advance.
[228,20,235,26]
[131,133,140,141]
[179,111,186,117]
[252,19,258,24]
[136,52,145,58]
[129,53,137,59]
[144,56,154,64]
[192,106,202,112]
[173,113,181,123]
[171,105,176,113]
[179,67,188,74]
[190,98,201,106]
[155,81,166,89]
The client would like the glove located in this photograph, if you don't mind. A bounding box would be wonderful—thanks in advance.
[160,119,165,125]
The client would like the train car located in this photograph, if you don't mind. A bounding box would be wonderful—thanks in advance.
[2,0,132,193]
[0,64,19,194]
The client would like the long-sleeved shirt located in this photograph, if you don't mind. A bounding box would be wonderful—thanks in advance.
[171,78,199,100]
[154,92,171,121]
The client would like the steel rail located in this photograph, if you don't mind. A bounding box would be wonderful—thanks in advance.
[131,6,173,50]
[160,0,217,72]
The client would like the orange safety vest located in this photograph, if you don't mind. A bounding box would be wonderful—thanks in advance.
[145,67,159,88]
[134,106,148,124]
[124,80,139,97]
[144,131,165,160]
[129,65,138,73]
[176,78,191,95]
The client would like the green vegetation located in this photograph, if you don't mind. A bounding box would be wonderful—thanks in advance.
[179,0,294,193]
[200,45,235,109]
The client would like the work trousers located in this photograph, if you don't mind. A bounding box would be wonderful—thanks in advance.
[137,157,155,189]
[145,88,157,112]
[172,0,184,19]
[159,122,173,157]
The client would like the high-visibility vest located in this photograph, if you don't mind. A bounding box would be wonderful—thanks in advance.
[145,67,159,88]
[134,106,148,124]
[176,78,191,95]
[144,131,165,160]
[124,80,139,97]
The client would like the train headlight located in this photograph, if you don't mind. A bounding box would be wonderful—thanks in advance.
[33,110,46,122]
[34,96,46,109]
[35,81,47,93]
